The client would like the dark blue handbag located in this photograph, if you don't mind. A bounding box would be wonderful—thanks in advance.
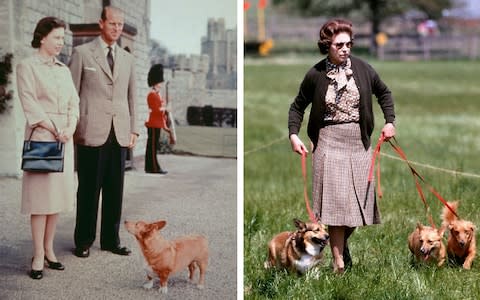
[21,122,64,173]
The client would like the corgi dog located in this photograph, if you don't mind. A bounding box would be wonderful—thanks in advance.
[264,218,329,274]
[408,222,446,267]
[124,220,208,294]
[441,201,476,269]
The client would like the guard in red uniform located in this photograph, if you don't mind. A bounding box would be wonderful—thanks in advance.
[144,64,175,174]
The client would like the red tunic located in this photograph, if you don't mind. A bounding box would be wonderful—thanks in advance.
[145,91,167,128]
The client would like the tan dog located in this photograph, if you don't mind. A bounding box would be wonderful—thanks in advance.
[124,220,208,294]
[408,222,446,267]
[441,201,477,269]
[264,218,329,274]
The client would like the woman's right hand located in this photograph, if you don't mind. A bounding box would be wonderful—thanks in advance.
[290,134,308,155]
[38,120,58,137]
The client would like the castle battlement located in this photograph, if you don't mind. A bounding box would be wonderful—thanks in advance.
[155,54,210,74]
[147,17,236,127]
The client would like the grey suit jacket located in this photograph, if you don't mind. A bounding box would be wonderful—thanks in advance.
[69,37,137,147]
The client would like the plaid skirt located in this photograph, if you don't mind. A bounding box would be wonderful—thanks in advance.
[312,123,380,227]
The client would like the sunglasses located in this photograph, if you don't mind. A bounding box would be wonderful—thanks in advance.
[332,41,353,50]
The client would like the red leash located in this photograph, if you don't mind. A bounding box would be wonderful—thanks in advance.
[301,151,317,223]
[387,137,459,220]
[368,135,385,198]
[302,134,459,226]
[369,135,459,227]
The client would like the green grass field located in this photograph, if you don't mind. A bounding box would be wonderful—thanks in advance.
[244,56,480,299]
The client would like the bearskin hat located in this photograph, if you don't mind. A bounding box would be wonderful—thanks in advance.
[147,64,164,87]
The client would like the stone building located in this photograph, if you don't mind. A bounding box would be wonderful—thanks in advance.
[149,18,237,157]
[0,0,151,176]
[0,4,238,176]
[151,18,237,127]
[202,18,237,90]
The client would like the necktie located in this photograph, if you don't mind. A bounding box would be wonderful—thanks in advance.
[107,46,114,72]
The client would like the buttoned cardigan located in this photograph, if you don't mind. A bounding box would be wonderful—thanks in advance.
[288,56,395,151]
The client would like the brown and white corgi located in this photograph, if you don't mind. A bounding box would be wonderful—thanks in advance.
[408,222,446,267]
[265,218,329,274]
[441,201,476,269]
[125,220,208,294]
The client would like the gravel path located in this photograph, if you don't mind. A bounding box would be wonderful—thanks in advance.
[0,154,237,300]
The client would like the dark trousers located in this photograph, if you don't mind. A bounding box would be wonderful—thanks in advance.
[144,127,163,172]
[74,128,127,249]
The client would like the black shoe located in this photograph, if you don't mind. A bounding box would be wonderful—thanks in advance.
[44,256,65,270]
[145,170,168,174]
[101,245,131,256]
[343,245,352,269]
[29,269,43,280]
[30,257,43,279]
[74,247,90,258]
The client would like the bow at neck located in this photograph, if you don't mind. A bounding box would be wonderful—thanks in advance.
[326,58,353,90]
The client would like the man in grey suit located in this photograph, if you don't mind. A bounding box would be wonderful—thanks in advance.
[69,6,138,257]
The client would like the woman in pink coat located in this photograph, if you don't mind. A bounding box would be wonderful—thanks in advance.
[16,17,79,279]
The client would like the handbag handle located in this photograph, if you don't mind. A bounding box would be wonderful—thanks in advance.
[25,120,62,151]
[27,119,59,141]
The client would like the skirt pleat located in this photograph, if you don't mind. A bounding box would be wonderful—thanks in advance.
[312,123,380,227]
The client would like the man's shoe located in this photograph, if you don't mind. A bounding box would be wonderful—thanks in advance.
[101,246,131,256]
[74,247,89,258]
[145,170,168,175]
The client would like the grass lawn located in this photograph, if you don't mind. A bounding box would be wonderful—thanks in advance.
[244,56,480,299]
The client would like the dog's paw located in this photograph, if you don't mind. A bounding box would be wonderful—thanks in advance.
[158,286,168,294]
[197,284,205,290]
[305,267,321,280]
[263,261,271,269]
[143,280,154,289]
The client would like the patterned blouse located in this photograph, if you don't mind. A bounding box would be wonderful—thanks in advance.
[323,58,360,124]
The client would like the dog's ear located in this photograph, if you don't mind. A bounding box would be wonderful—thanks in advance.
[416,222,423,231]
[451,201,459,210]
[154,220,167,230]
[293,218,306,230]
[438,225,447,237]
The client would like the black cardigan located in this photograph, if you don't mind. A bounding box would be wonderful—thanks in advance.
[288,56,395,151]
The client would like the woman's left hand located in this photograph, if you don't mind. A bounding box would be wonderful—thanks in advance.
[381,123,396,141]
[57,127,75,143]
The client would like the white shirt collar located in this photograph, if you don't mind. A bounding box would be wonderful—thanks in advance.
[99,38,117,57]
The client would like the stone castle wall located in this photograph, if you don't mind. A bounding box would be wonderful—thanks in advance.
[0,0,151,176]
[0,6,237,175]
[146,18,237,127]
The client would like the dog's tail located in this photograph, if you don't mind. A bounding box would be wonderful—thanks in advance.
[441,201,459,226]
